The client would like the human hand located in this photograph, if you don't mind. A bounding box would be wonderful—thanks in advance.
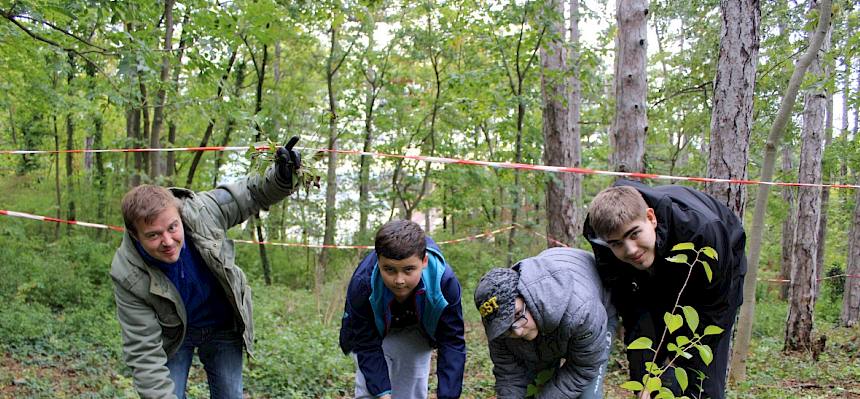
[275,136,302,186]
[638,389,651,399]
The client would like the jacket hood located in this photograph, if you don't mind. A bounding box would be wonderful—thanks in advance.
[515,248,609,335]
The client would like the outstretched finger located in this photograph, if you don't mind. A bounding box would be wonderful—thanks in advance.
[285,136,299,151]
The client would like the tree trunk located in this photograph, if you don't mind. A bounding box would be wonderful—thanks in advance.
[7,104,16,147]
[785,11,829,352]
[138,78,150,176]
[127,106,142,188]
[779,147,796,301]
[507,100,524,266]
[165,12,190,184]
[359,34,387,240]
[610,0,648,174]
[149,0,175,179]
[814,76,833,298]
[319,23,344,283]
[502,5,544,266]
[733,0,830,375]
[541,0,576,248]
[358,83,374,240]
[842,187,860,326]
[186,49,238,188]
[65,56,76,232]
[52,116,61,241]
[705,0,760,219]
[250,37,272,285]
[568,0,583,238]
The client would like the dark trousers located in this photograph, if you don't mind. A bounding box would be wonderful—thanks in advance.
[624,307,738,399]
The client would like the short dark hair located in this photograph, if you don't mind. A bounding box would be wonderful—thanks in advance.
[374,220,426,260]
[121,185,181,237]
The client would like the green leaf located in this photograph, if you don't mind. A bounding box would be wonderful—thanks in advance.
[526,384,538,397]
[667,343,678,352]
[620,381,644,392]
[535,368,555,385]
[697,344,714,366]
[627,336,653,350]
[666,254,688,264]
[645,361,662,376]
[679,350,693,359]
[675,367,689,392]
[703,325,724,336]
[664,312,683,333]
[676,335,691,347]
[655,387,676,399]
[701,260,713,282]
[645,375,663,392]
[682,306,699,333]
[671,242,695,251]
[702,247,718,260]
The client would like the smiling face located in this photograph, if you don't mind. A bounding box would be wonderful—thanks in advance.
[506,297,539,341]
[378,253,428,302]
[133,205,184,264]
[603,208,658,270]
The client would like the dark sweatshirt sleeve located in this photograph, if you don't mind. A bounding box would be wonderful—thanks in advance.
[434,273,466,399]
[489,338,531,398]
[339,255,392,398]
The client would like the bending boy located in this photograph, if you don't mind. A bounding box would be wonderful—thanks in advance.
[111,139,301,398]
[339,220,466,399]
[583,180,746,399]
[474,247,616,399]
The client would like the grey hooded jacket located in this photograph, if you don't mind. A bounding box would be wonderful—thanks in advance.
[110,164,294,399]
[489,248,616,399]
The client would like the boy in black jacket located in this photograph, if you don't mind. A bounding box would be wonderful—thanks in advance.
[583,180,746,399]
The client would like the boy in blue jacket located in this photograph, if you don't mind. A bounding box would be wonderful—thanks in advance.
[339,220,466,399]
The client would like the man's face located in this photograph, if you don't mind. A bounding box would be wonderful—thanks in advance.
[507,296,539,341]
[133,206,184,264]
[378,253,428,302]
[603,208,658,271]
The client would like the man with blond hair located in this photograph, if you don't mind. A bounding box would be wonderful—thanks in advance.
[111,138,301,399]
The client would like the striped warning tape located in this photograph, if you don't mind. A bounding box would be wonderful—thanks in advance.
[758,275,860,283]
[2,209,858,283]
[0,209,125,231]
[0,209,522,249]
[1,145,857,190]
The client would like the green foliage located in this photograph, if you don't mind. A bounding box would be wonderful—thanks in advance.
[525,368,555,397]
[622,243,725,399]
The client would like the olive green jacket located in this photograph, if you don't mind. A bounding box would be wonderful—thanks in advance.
[110,165,294,398]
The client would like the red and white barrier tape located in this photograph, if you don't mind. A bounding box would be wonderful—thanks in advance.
[2,145,857,190]
[3,209,859,284]
[0,209,125,231]
[758,275,860,283]
[512,223,570,248]
[232,226,517,249]
[0,209,520,249]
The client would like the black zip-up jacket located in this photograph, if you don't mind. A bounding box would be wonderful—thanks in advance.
[583,180,746,383]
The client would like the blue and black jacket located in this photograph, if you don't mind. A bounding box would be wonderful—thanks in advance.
[339,237,466,399]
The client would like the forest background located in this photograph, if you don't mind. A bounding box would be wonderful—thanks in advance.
[0,0,859,397]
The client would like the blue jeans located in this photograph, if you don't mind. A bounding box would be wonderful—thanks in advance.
[166,327,244,399]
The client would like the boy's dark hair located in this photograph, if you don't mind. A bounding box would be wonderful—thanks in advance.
[374,220,426,260]
[587,185,649,239]
[121,185,181,237]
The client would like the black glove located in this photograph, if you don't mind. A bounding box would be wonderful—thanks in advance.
[276,136,302,187]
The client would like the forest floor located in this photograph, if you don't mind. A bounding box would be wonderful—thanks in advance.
[1,282,858,398]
